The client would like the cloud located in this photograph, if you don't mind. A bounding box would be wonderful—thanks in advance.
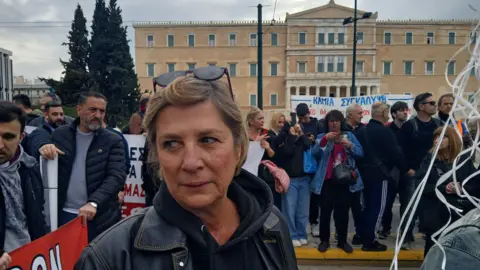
[0,0,477,81]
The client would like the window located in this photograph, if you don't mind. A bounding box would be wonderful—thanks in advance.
[318,33,325,45]
[404,92,412,96]
[249,63,257,77]
[405,32,413,44]
[208,34,216,46]
[271,33,278,46]
[356,61,364,72]
[427,32,435,44]
[327,56,334,72]
[447,61,455,75]
[338,33,345,44]
[317,56,325,72]
[146,35,154,47]
[270,94,278,106]
[356,32,364,44]
[337,56,344,72]
[147,63,155,77]
[297,62,306,73]
[404,61,413,75]
[384,32,392,44]
[249,94,257,106]
[425,61,434,75]
[167,34,175,47]
[167,63,175,73]
[448,32,456,45]
[298,32,306,44]
[187,63,196,70]
[270,63,278,76]
[383,61,392,75]
[188,34,195,47]
[208,63,216,67]
[328,33,335,44]
[250,33,257,46]
[229,63,237,77]
[229,33,237,46]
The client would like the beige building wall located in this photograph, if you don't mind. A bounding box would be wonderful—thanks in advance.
[133,0,479,111]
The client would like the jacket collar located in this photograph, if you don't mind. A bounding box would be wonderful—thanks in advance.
[133,206,281,252]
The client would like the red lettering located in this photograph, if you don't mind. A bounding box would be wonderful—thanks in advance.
[124,184,132,196]
[133,185,140,197]
[140,188,145,197]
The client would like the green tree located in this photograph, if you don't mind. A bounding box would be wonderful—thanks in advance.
[59,3,90,105]
[40,4,90,105]
[88,0,109,93]
[103,0,140,126]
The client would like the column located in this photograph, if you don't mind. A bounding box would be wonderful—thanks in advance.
[373,55,376,73]
[285,84,291,110]
[295,86,299,95]
[326,86,331,97]
[335,86,340,97]
[346,86,351,97]
[367,85,371,96]
[315,86,320,96]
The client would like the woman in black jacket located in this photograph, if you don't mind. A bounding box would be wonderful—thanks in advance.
[416,126,479,257]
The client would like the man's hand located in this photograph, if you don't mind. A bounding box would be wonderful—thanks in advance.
[39,144,64,160]
[407,169,415,177]
[78,203,97,221]
[118,191,125,205]
[446,182,462,195]
[0,252,11,270]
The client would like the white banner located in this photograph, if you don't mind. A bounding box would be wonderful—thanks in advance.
[290,94,414,122]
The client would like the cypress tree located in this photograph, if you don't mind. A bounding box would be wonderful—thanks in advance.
[40,4,90,105]
[89,0,109,93]
[59,3,90,105]
[104,0,140,125]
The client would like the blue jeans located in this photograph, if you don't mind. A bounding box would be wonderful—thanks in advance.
[282,176,310,240]
[59,210,97,242]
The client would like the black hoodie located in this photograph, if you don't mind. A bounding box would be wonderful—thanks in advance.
[156,170,274,270]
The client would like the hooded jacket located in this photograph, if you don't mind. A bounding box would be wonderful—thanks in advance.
[74,169,297,270]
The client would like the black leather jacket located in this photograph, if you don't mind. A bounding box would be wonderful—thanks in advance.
[75,171,298,270]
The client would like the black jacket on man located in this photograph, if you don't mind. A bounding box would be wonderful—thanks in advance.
[0,148,48,251]
[25,124,55,160]
[356,119,409,182]
[74,170,298,270]
[52,119,127,236]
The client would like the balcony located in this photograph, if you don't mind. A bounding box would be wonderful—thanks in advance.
[286,72,381,80]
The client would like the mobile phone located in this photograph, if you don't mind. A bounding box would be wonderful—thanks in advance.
[290,112,297,126]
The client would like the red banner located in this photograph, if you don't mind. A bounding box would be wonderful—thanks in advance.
[8,217,88,270]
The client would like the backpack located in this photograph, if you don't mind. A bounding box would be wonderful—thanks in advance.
[410,116,443,138]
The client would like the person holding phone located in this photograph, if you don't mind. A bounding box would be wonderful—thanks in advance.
[311,110,364,254]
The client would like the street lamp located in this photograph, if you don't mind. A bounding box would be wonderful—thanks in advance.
[343,0,372,97]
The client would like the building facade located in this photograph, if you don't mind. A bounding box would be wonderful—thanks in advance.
[133,0,479,109]
[12,76,51,106]
[0,47,13,101]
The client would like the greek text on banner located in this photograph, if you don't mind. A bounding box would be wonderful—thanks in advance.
[8,217,88,270]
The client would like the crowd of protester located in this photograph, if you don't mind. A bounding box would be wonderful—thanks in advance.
[244,91,480,258]
[0,83,480,269]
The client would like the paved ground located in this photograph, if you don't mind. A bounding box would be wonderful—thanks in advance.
[304,197,424,251]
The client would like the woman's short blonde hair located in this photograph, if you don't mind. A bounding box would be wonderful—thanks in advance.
[143,76,249,177]
[246,106,262,127]
[430,126,462,163]
[270,112,286,134]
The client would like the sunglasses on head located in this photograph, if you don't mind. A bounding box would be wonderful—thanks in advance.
[152,66,234,99]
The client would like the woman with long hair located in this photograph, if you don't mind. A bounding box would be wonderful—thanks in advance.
[416,126,477,257]
[246,107,275,159]
[311,110,364,254]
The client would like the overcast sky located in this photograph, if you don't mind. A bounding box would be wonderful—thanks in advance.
[0,0,477,81]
